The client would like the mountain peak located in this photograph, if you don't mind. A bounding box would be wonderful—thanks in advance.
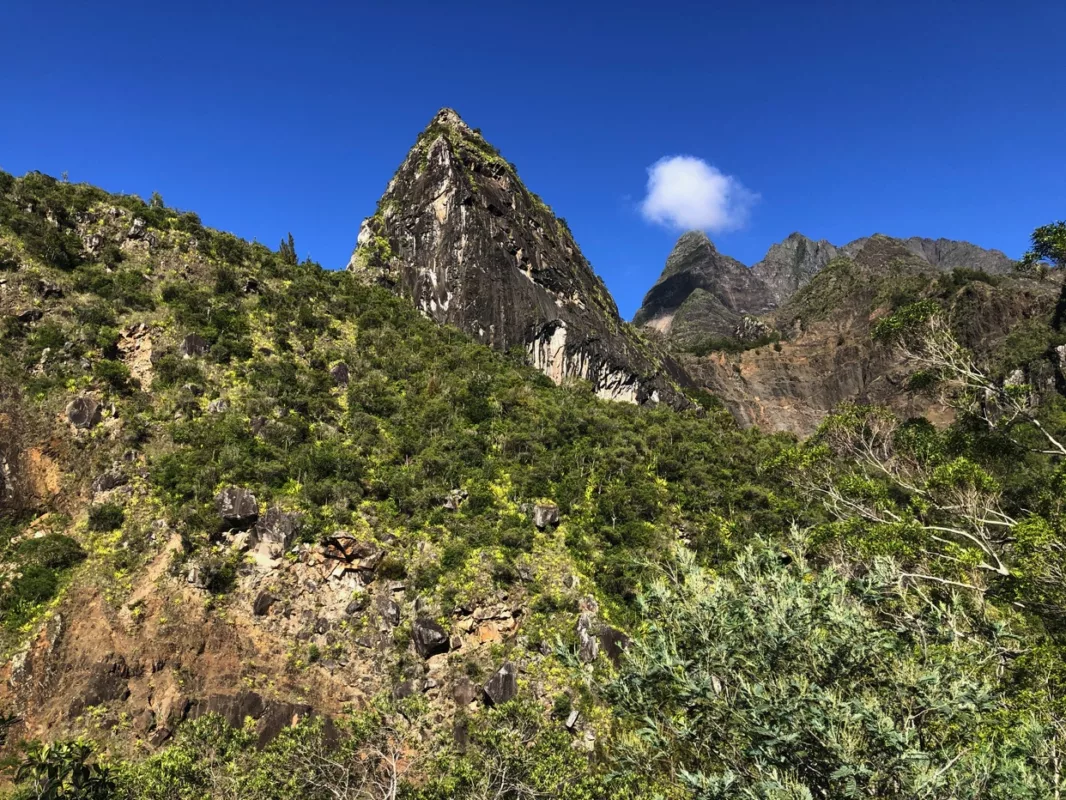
[348,110,689,406]
[429,107,471,133]
[632,231,770,337]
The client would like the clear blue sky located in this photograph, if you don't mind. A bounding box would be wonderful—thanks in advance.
[2,1,1063,318]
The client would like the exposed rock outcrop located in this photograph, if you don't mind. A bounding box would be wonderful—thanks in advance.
[348,108,690,407]
[633,231,772,343]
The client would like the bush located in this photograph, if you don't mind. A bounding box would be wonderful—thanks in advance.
[607,536,1058,798]
[87,502,125,532]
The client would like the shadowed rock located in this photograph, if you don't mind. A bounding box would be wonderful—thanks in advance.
[216,487,259,526]
[412,617,450,659]
[66,396,102,429]
[482,662,518,706]
[178,333,209,358]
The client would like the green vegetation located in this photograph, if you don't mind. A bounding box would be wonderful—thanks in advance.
[4,169,1066,797]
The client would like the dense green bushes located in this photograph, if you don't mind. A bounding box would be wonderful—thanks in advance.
[607,537,1060,798]
[0,532,85,631]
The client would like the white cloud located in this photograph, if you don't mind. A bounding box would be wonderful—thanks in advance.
[640,155,758,233]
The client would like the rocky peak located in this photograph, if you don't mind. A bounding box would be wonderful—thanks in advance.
[842,235,1014,274]
[348,109,689,406]
[432,107,471,133]
[632,230,772,341]
[750,233,839,306]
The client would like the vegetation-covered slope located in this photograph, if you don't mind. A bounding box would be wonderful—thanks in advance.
[2,169,1066,798]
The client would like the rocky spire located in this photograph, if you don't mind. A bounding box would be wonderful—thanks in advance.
[632,231,773,341]
[349,109,690,406]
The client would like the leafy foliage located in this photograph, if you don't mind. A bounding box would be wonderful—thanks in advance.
[607,537,1062,798]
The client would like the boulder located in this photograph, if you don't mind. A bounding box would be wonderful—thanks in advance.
[66,396,102,429]
[380,598,401,627]
[216,487,259,526]
[186,561,211,589]
[16,308,43,324]
[207,398,229,413]
[444,489,468,511]
[91,468,128,495]
[482,662,518,706]
[345,595,369,615]
[128,217,148,238]
[254,507,296,554]
[532,502,560,529]
[452,677,477,706]
[252,591,275,616]
[330,362,350,387]
[133,709,156,736]
[412,617,450,659]
[178,333,209,358]
[577,611,599,663]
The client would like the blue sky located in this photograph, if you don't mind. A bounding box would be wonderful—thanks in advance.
[2,1,1063,318]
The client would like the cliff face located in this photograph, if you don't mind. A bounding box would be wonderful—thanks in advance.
[631,228,1029,434]
[349,109,689,406]
[631,231,772,343]
[750,233,840,307]
[681,237,1061,436]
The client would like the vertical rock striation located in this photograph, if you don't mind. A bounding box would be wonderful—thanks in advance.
[348,109,690,406]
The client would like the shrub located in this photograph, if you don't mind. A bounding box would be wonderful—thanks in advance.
[607,536,1057,798]
[87,502,125,532]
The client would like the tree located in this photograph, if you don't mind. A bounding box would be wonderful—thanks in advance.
[149,191,165,210]
[1016,220,1066,279]
[279,232,298,265]
[779,303,1066,615]
[12,740,115,800]
[607,538,1063,799]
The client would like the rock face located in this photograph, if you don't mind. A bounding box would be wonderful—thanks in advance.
[630,229,1026,434]
[633,231,772,343]
[634,231,1017,347]
[348,108,689,407]
[684,238,1060,436]
[750,233,840,307]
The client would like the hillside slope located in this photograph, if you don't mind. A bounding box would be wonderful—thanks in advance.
[0,169,788,784]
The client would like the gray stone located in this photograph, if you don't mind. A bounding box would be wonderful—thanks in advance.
[452,677,477,706]
[178,333,209,358]
[254,506,295,552]
[412,617,450,659]
[577,611,599,664]
[207,398,229,413]
[482,662,518,706]
[380,598,401,627]
[532,502,559,529]
[330,362,350,387]
[345,594,369,615]
[216,487,259,526]
[66,396,102,429]
[252,591,275,616]
[444,489,467,511]
[91,468,127,495]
